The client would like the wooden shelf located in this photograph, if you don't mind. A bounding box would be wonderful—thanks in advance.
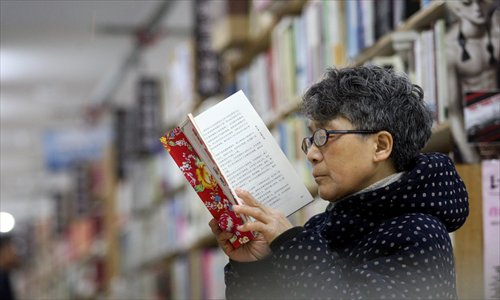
[422,122,453,154]
[133,184,187,218]
[454,163,484,300]
[227,20,276,73]
[266,0,308,16]
[138,233,218,271]
[225,0,449,134]
[225,0,308,75]
[353,0,446,66]
[398,0,447,32]
[226,0,446,73]
[266,101,302,129]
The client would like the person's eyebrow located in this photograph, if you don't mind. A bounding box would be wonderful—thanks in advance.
[308,121,328,133]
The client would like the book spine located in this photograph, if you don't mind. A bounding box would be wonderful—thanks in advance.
[433,19,448,124]
[160,127,255,248]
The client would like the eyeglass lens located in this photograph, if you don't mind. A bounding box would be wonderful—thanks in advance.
[301,138,310,154]
[313,129,328,147]
[302,129,327,154]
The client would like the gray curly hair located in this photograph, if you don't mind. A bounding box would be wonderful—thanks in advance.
[301,65,433,172]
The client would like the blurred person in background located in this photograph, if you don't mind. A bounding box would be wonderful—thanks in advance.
[0,234,20,300]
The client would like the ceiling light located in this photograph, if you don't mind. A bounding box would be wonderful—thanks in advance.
[0,211,15,233]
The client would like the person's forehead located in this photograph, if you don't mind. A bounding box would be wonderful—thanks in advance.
[308,120,326,129]
[307,117,352,130]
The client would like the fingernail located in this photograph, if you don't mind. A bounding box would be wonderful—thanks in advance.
[237,225,244,231]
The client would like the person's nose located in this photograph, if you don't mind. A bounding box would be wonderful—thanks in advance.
[306,143,323,165]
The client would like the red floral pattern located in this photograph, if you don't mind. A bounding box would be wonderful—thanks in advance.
[160,127,255,248]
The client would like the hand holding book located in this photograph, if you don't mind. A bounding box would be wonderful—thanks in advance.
[209,188,294,262]
[209,216,271,263]
[233,189,293,244]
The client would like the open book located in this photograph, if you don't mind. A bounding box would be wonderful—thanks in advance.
[160,91,313,248]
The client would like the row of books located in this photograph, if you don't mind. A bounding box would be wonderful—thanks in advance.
[13,216,107,300]
[111,248,227,299]
[236,1,343,120]
[236,2,450,130]
[369,18,448,125]
[119,151,185,214]
[120,188,213,271]
[271,115,314,187]
[167,249,227,300]
[235,0,418,123]
[220,0,423,67]
[162,41,196,124]
[416,19,448,124]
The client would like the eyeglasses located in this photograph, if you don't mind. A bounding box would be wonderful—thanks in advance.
[301,128,378,154]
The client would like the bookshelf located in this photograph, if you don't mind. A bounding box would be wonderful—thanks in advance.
[352,1,447,66]
[137,1,452,298]
[16,1,479,297]
[214,1,483,299]
[225,0,308,79]
[224,0,453,155]
[15,146,117,299]
[109,0,487,299]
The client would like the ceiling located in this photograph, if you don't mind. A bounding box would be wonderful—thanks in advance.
[0,0,193,224]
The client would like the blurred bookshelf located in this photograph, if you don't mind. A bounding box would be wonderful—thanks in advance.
[15,1,493,299]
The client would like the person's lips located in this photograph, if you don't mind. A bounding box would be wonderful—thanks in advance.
[313,173,327,182]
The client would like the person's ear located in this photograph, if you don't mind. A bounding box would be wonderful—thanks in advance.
[373,131,393,162]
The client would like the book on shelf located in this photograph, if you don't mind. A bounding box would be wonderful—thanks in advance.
[433,18,448,124]
[463,90,500,144]
[160,91,314,248]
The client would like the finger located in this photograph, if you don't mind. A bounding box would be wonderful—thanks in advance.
[237,220,267,235]
[209,219,234,242]
[235,189,259,206]
[215,230,235,249]
[221,241,235,254]
[235,189,271,213]
[209,219,222,235]
[233,205,270,223]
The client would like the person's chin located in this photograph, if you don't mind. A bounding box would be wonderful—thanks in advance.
[317,186,337,202]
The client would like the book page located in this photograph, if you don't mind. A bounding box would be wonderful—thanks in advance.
[194,91,313,217]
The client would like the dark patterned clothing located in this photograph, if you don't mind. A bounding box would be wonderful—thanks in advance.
[225,153,469,299]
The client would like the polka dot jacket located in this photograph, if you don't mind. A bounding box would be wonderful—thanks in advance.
[224,153,469,299]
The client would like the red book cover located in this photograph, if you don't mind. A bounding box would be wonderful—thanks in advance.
[160,127,255,249]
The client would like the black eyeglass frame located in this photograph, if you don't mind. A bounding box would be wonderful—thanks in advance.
[301,129,379,154]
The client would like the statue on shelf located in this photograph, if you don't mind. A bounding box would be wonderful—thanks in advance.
[445,0,500,163]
